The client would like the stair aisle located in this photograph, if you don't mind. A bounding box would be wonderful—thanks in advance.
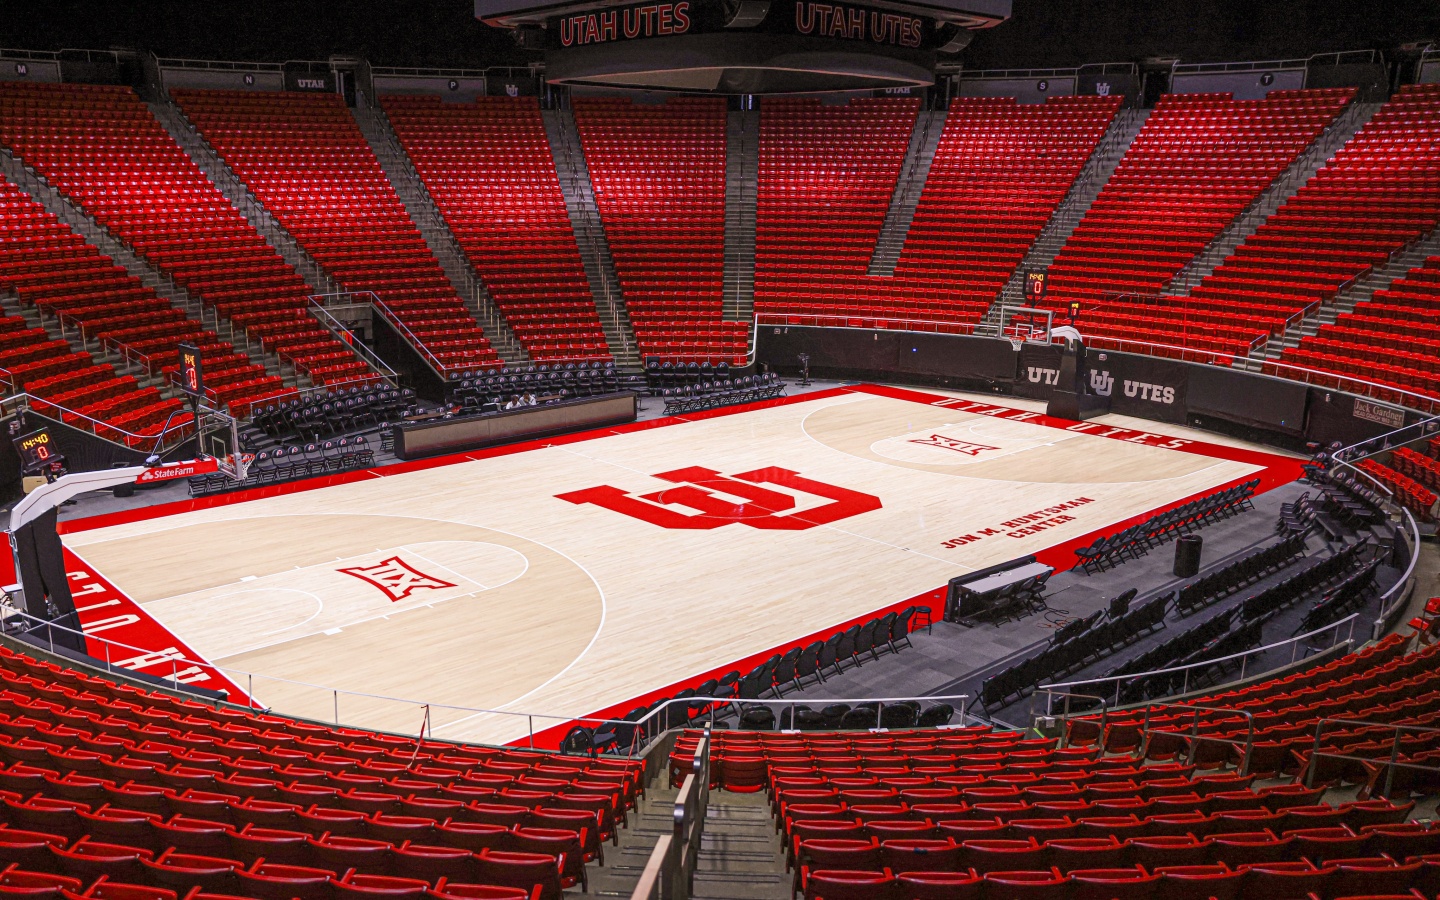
[587,784,682,897]
[1167,98,1383,294]
[722,108,759,325]
[172,88,502,375]
[691,791,791,900]
[351,104,529,366]
[988,106,1149,320]
[542,105,640,369]
[148,98,336,296]
[1024,88,1359,359]
[867,108,949,276]
[573,96,746,366]
[0,82,380,405]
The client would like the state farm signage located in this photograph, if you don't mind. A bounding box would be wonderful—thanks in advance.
[134,457,219,485]
[558,1,692,46]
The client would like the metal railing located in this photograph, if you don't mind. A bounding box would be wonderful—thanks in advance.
[753,312,982,337]
[1327,434,1427,637]
[272,375,398,410]
[1307,49,1381,68]
[628,693,973,743]
[1135,702,1256,771]
[750,314,1440,416]
[631,731,711,900]
[371,64,537,79]
[0,48,62,61]
[1250,357,1440,417]
[0,391,198,454]
[1331,413,1440,466]
[1302,718,1440,797]
[309,290,482,382]
[1035,439,1424,720]
[36,305,221,393]
[0,601,650,747]
[155,56,283,72]
[1038,612,1360,713]
[950,65,1082,79]
[0,602,967,753]
[305,296,399,382]
[1172,57,1307,74]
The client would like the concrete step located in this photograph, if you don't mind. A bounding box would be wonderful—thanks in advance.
[541,107,641,369]
[0,147,301,398]
[722,109,759,325]
[867,109,949,276]
[148,99,336,296]
[690,793,790,900]
[1168,100,1383,296]
[984,107,1150,332]
[349,106,528,366]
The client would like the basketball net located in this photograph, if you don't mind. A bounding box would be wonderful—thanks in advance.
[1005,321,1038,350]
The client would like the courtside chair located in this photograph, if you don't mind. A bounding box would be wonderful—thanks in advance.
[687,679,719,722]
[917,704,955,728]
[666,689,695,731]
[814,633,843,678]
[838,626,863,670]
[873,612,898,656]
[879,703,918,729]
[839,707,879,731]
[771,648,802,697]
[795,642,824,690]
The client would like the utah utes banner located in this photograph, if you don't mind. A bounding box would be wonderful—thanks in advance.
[1013,343,1063,400]
[1086,351,1189,424]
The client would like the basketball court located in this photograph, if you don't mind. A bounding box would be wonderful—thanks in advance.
[56,383,1303,746]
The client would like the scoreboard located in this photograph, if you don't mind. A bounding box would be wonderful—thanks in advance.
[475,0,1011,93]
[178,343,205,398]
[14,427,58,473]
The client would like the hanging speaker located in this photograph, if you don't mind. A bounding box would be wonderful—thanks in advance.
[723,0,771,28]
[935,25,974,54]
[512,26,546,49]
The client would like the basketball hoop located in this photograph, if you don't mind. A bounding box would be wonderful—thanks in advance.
[1007,336,1024,351]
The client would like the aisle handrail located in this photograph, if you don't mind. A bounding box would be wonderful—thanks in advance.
[1328,424,1428,635]
[0,391,200,454]
[631,731,710,900]
[1037,613,1360,712]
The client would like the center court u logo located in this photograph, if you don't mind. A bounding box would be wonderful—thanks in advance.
[556,466,881,530]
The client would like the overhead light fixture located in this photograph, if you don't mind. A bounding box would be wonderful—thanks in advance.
[723,0,771,28]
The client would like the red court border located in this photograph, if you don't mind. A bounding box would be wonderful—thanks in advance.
[49,384,1304,748]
